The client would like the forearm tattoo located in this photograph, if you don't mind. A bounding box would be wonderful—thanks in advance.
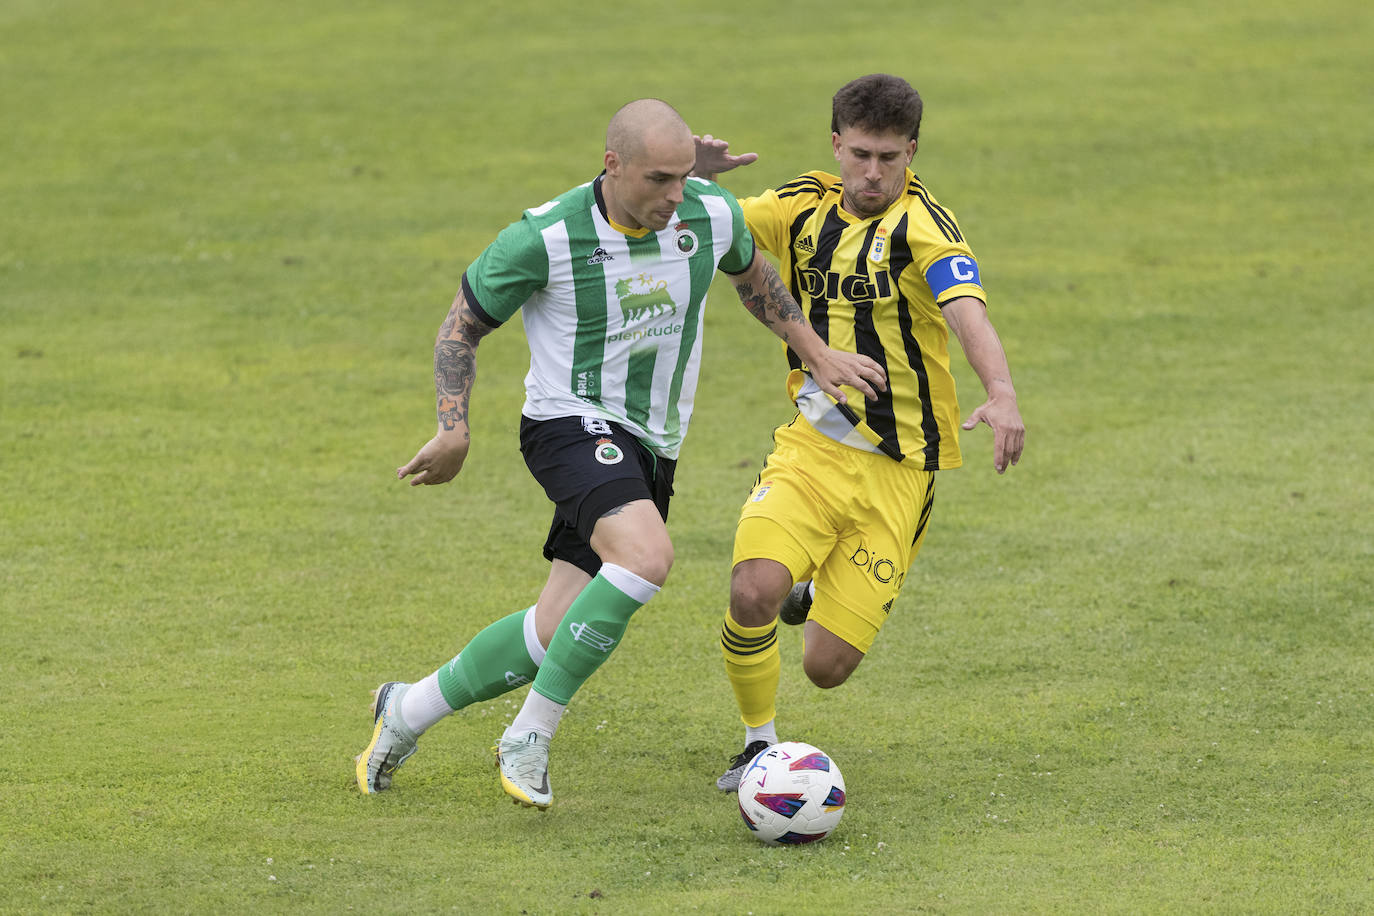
[737,260,806,342]
[736,279,768,323]
[433,301,491,432]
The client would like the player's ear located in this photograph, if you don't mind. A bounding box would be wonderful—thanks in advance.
[831,132,842,160]
[604,149,621,176]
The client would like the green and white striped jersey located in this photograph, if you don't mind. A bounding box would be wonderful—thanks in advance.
[462,175,754,459]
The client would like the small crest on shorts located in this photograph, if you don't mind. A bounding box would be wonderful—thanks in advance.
[750,481,772,503]
[594,437,624,465]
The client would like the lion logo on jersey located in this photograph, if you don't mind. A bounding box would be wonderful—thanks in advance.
[615,274,677,326]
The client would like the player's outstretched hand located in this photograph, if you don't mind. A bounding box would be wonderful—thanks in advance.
[809,347,887,405]
[961,397,1024,474]
[397,430,470,486]
[692,134,758,180]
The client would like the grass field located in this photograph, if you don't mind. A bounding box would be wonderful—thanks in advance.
[2,0,1371,912]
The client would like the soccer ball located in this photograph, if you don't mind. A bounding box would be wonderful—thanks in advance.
[737,741,846,845]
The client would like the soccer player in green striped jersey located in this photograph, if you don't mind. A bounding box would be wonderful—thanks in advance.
[695,75,1027,791]
[355,99,886,809]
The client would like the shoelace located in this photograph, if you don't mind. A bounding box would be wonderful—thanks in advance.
[503,737,547,779]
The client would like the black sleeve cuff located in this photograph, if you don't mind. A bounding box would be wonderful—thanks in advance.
[461,273,504,329]
[718,238,758,277]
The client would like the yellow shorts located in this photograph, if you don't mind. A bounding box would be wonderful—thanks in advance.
[733,416,936,653]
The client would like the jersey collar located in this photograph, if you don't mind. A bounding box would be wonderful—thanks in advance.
[593,173,652,239]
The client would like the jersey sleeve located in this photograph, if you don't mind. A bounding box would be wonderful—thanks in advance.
[740,171,832,261]
[907,190,986,307]
[716,191,756,275]
[925,251,985,306]
[738,188,789,260]
[461,216,550,327]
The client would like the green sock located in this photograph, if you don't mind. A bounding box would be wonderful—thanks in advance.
[435,607,539,710]
[531,568,651,705]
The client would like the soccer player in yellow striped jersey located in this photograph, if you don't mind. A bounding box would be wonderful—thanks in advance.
[741,168,978,468]
[698,75,1027,792]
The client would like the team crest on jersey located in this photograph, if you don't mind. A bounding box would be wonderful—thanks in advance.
[587,246,615,265]
[594,438,624,465]
[750,481,772,503]
[869,228,888,264]
[672,221,698,258]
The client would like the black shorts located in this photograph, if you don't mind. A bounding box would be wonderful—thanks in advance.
[519,415,676,577]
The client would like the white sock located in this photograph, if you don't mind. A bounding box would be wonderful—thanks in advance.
[746,720,778,746]
[598,562,660,603]
[522,604,547,665]
[506,687,567,741]
[399,673,454,735]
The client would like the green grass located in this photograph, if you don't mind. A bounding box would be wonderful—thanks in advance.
[2,0,1371,912]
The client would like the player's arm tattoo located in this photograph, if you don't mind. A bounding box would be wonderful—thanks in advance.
[735,259,807,344]
[433,298,493,432]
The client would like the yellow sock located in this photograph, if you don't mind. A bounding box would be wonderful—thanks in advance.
[720,613,780,728]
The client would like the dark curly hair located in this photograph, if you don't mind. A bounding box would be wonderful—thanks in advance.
[831,74,923,145]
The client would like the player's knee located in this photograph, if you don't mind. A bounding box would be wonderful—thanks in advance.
[802,648,861,689]
[590,498,677,586]
[803,657,854,689]
[729,577,784,627]
[615,540,674,586]
[621,544,672,586]
[644,546,674,585]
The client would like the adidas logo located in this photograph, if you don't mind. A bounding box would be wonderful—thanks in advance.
[586,247,615,265]
[796,235,815,254]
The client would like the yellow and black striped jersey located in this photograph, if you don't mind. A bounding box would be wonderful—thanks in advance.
[740,169,984,470]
